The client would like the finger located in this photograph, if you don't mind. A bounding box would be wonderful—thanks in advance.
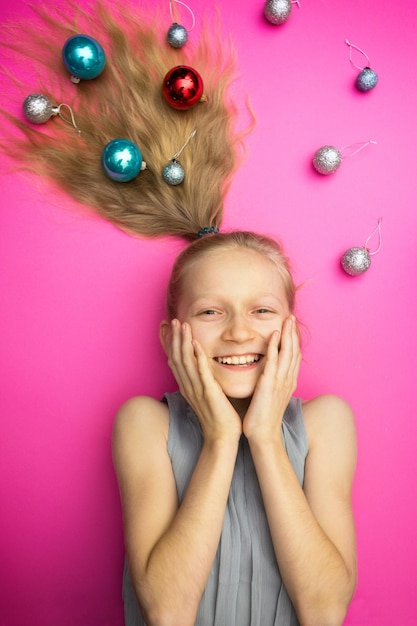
[192,337,219,389]
[285,317,302,381]
[180,323,212,396]
[277,317,295,369]
[275,317,302,391]
[261,330,281,377]
[168,319,194,392]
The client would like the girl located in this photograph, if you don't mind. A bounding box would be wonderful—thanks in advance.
[1,4,357,624]
[112,230,357,626]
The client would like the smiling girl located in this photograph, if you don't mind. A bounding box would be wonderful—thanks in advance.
[112,231,357,626]
[1,5,357,624]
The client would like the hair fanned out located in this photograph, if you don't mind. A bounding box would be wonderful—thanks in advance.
[0,1,253,240]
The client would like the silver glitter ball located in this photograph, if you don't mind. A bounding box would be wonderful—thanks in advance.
[264,0,292,25]
[356,67,378,92]
[167,23,188,48]
[312,145,342,175]
[162,160,185,185]
[23,94,58,124]
[341,247,371,276]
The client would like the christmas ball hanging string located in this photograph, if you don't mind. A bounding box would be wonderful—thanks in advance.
[345,39,378,92]
[312,139,377,175]
[167,0,196,48]
[162,127,197,185]
[341,218,383,276]
[264,0,300,26]
[23,94,81,134]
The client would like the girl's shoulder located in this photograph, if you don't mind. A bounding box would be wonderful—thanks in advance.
[116,394,168,416]
[301,394,356,450]
[113,395,170,449]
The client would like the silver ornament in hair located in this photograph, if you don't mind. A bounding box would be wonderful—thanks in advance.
[264,0,300,25]
[162,128,197,186]
[23,94,81,133]
[345,40,378,92]
[167,0,195,48]
[341,219,383,276]
[313,139,377,175]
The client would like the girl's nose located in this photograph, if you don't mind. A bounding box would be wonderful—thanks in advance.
[221,315,254,343]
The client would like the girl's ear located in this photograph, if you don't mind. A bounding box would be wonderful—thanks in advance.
[159,320,171,355]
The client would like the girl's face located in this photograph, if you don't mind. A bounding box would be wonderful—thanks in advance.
[172,247,291,402]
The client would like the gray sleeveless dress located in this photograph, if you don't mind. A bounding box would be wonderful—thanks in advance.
[123,391,308,626]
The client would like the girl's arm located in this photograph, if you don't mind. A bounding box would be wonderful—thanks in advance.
[112,396,239,626]
[113,321,242,626]
[244,320,357,626]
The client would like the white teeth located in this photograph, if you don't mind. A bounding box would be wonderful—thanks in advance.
[216,354,260,365]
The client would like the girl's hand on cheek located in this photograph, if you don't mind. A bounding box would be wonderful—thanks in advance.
[168,320,242,444]
[243,316,302,442]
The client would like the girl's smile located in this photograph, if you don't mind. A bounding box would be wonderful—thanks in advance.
[214,353,262,366]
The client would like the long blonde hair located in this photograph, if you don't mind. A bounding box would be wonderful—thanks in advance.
[1,1,252,240]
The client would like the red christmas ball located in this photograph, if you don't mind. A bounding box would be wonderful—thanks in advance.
[162,65,205,110]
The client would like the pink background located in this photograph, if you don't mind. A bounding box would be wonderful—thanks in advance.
[1,0,416,624]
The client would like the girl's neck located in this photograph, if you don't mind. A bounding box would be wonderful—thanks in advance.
[228,396,252,420]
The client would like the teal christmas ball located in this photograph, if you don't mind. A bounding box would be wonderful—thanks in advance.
[102,139,143,182]
[62,34,106,81]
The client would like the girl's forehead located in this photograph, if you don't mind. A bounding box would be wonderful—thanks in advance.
[187,247,277,275]
[181,248,288,300]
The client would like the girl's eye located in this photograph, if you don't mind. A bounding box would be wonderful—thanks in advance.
[255,308,272,314]
[201,309,219,315]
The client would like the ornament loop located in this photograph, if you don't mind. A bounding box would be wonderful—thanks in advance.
[169,0,196,31]
[162,128,197,185]
[57,103,81,134]
[345,39,371,71]
[172,127,197,160]
[364,218,383,255]
[340,139,377,159]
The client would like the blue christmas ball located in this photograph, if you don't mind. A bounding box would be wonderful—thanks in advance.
[62,34,106,81]
[102,139,143,182]
[356,67,378,92]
